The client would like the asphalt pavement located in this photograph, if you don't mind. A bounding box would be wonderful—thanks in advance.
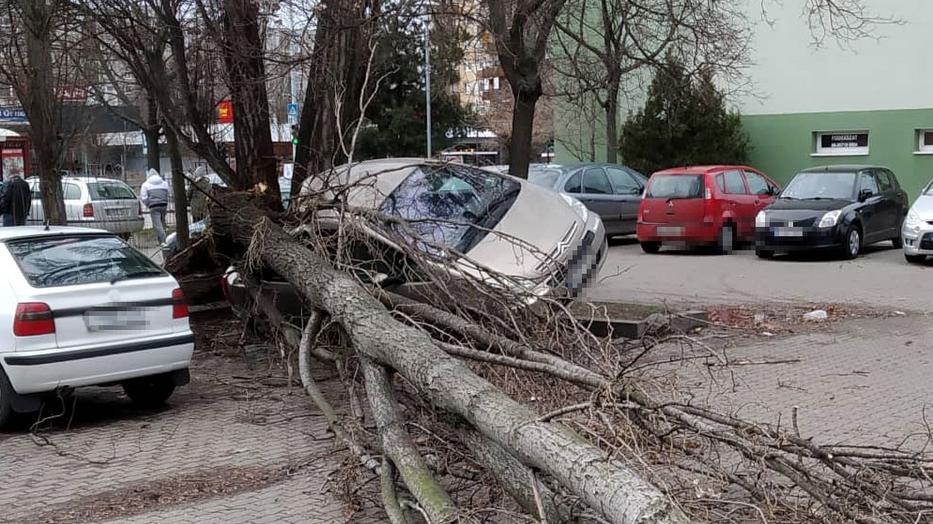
[590,238,933,310]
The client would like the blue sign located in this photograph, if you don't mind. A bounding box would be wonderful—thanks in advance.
[0,106,27,124]
[287,103,299,116]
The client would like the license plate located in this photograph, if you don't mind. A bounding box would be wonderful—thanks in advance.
[774,227,803,237]
[657,226,684,236]
[106,208,130,217]
[84,308,148,331]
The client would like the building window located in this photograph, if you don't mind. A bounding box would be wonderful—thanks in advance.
[482,78,489,91]
[813,131,869,156]
[917,130,933,153]
[492,77,500,90]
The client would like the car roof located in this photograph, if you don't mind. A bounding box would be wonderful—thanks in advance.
[26,176,130,184]
[0,226,110,242]
[652,165,757,176]
[798,165,885,173]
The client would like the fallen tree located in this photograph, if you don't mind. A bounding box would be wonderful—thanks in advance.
[209,190,933,523]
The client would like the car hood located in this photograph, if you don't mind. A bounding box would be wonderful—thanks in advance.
[767,198,852,213]
[466,182,585,279]
[910,195,933,219]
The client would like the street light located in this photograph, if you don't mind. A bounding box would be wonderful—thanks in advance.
[424,15,432,158]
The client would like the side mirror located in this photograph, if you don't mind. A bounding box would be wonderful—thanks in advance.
[858,189,873,202]
[768,186,780,196]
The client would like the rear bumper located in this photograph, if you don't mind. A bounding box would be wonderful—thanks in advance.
[1,333,194,394]
[754,226,845,251]
[636,221,719,244]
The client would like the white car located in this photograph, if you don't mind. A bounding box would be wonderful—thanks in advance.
[26,176,145,237]
[0,227,194,426]
[903,179,933,263]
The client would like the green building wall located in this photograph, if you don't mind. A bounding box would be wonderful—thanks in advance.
[742,108,933,201]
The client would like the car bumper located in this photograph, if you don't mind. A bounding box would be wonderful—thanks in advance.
[755,225,845,251]
[1,333,194,394]
[636,222,719,244]
[903,225,933,255]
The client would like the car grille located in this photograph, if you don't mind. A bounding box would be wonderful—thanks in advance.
[771,217,818,228]
[921,233,933,251]
[548,230,599,290]
[535,222,579,274]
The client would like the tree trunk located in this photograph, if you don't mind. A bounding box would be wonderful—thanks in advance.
[212,194,689,524]
[144,96,161,171]
[221,0,280,204]
[508,87,541,179]
[605,82,620,163]
[165,126,188,251]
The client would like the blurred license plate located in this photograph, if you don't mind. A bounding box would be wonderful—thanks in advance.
[84,308,147,331]
[774,227,803,237]
[107,208,130,217]
[657,226,684,236]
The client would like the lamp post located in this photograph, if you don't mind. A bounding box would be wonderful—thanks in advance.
[424,16,432,158]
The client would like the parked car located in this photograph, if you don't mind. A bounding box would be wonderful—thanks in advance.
[900,178,933,263]
[222,158,608,314]
[636,165,780,253]
[25,176,144,238]
[528,163,647,237]
[0,227,194,426]
[755,165,907,260]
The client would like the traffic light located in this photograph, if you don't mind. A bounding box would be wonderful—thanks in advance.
[290,124,299,145]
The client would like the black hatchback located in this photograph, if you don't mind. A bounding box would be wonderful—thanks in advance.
[755,165,908,259]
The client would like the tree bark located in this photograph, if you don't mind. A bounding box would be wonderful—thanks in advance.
[605,81,620,163]
[508,87,541,179]
[144,97,161,172]
[221,0,280,203]
[212,194,689,524]
[164,125,189,251]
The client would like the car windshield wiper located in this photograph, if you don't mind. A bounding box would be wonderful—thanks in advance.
[779,196,797,200]
[110,269,164,285]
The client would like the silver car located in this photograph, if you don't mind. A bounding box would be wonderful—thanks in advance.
[26,176,144,237]
[224,159,607,310]
[902,179,933,263]
[528,163,647,238]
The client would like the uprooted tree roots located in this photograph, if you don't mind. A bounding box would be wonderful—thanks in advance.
[207,191,933,523]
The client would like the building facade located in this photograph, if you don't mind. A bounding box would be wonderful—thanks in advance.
[555,0,933,199]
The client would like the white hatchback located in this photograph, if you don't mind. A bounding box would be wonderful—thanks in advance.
[0,227,194,426]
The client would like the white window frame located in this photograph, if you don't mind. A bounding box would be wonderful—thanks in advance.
[915,129,933,155]
[812,130,870,157]
[492,77,500,90]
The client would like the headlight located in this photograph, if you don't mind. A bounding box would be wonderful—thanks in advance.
[755,210,767,228]
[817,210,842,228]
[904,209,923,230]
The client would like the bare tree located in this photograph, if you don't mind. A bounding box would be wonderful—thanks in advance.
[0,0,81,224]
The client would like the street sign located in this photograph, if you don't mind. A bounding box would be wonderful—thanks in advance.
[287,103,299,124]
[218,99,233,124]
[0,107,28,124]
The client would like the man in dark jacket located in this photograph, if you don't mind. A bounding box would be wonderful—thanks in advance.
[0,173,31,226]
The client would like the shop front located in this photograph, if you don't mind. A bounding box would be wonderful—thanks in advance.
[0,128,30,181]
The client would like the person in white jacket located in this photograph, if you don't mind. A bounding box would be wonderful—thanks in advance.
[139,169,172,244]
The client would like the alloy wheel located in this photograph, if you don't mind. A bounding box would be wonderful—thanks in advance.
[849,229,860,257]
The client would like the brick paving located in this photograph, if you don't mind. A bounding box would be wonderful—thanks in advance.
[0,335,384,524]
[649,314,933,449]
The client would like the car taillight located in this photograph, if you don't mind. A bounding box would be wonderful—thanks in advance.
[83,203,94,217]
[704,187,712,200]
[172,288,189,319]
[14,303,55,336]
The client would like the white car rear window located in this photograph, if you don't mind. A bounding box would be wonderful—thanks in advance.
[6,235,163,288]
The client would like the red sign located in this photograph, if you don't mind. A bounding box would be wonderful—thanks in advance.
[218,100,233,124]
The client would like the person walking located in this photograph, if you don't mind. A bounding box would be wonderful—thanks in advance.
[140,168,171,244]
[187,166,212,222]
[0,172,32,226]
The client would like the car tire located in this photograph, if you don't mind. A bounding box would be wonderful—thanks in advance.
[123,374,177,408]
[905,254,926,264]
[718,224,735,254]
[755,249,774,259]
[640,241,661,254]
[841,225,862,260]
[0,368,14,428]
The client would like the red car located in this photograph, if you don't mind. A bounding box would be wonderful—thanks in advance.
[636,165,781,253]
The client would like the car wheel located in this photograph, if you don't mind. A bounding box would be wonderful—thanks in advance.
[123,374,177,407]
[640,241,661,254]
[892,227,903,249]
[905,254,926,264]
[718,224,735,254]
[842,226,861,260]
[755,249,774,259]
[0,368,14,428]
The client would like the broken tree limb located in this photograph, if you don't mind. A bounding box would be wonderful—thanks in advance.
[360,358,460,523]
[381,457,412,524]
[212,194,689,524]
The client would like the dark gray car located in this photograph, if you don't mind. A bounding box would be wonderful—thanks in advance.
[528,163,647,237]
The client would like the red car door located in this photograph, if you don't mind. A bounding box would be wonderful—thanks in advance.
[720,169,757,238]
